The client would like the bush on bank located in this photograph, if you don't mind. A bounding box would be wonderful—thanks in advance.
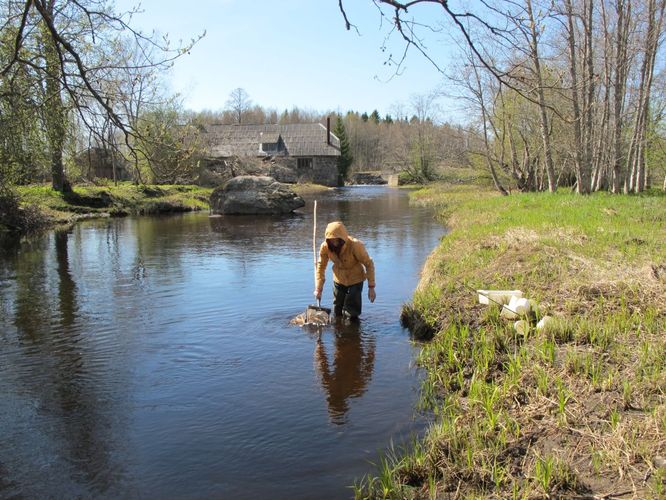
[0,186,51,233]
[357,184,666,499]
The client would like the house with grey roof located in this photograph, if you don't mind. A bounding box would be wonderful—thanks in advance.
[201,120,342,186]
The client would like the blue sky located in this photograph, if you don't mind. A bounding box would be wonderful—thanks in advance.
[115,0,463,120]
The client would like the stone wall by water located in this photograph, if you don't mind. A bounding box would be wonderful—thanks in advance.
[277,156,339,187]
[200,156,339,187]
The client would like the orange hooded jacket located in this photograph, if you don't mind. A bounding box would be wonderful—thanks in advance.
[315,221,375,291]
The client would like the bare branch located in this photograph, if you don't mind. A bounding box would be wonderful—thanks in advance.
[337,0,359,34]
[1,0,32,77]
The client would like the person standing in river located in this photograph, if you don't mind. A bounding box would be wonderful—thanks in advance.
[314,221,376,320]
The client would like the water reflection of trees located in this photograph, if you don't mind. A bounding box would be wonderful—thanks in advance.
[52,229,112,489]
[314,320,376,425]
[10,234,51,340]
[2,229,123,495]
[208,214,308,255]
[55,230,77,327]
[207,189,439,266]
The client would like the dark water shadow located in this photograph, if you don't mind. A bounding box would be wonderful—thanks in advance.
[0,232,21,257]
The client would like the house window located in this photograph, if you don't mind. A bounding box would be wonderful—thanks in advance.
[261,142,278,153]
[297,158,313,171]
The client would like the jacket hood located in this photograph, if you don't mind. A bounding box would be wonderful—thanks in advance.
[324,221,350,241]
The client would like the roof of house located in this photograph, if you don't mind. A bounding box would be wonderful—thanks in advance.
[203,123,341,157]
[259,132,280,144]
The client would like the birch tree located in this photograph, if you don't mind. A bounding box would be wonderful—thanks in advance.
[626,0,666,192]
[524,0,558,192]
[339,1,666,194]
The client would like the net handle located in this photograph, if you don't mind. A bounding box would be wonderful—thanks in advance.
[313,200,317,286]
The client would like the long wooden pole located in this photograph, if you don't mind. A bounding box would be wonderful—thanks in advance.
[313,200,317,287]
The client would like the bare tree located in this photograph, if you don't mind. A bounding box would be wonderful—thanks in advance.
[448,44,509,195]
[338,0,666,194]
[524,0,558,192]
[562,0,592,194]
[225,88,252,124]
[611,0,633,193]
[626,0,666,193]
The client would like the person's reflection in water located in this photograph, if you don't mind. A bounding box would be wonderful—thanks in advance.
[314,318,376,425]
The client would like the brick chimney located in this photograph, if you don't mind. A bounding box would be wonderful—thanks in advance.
[326,116,331,145]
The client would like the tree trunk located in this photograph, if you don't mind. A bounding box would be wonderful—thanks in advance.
[582,0,595,193]
[611,0,631,193]
[41,6,69,193]
[626,0,664,193]
[593,1,613,191]
[526,0,557,192]
[472,64,508,196]
[638,0,665,191]
[564,0,588,194]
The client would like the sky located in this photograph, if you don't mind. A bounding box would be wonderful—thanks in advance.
[114,0,464,121]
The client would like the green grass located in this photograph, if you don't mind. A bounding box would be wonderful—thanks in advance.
[14,182,212,226]
[355,184,666,498]
[291,183,335,195]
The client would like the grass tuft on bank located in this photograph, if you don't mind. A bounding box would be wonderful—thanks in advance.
[357,184,666,499]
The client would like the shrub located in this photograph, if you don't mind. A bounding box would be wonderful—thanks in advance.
[0,187,50,232]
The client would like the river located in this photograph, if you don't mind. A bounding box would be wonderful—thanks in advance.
[0,186,443,499]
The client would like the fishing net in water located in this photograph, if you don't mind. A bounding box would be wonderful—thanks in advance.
[306,307,331,325]
[290,307,331,327]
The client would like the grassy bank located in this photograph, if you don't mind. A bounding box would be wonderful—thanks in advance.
[357,185,666,498]
[1,183,212,232]
[291,183,335,195]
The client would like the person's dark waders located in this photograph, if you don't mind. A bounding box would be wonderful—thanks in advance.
[333,281,364,319]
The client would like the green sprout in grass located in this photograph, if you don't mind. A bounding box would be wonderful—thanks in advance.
[609,408,621,430]
[555,379,571,423]
[540,338,556,365]
[534,455,555,494]
[534,366,550,397]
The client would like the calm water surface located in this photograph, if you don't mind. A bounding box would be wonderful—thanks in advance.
[0,187,443,499]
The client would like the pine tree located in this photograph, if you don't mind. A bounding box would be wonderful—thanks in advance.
[334,116,353,185]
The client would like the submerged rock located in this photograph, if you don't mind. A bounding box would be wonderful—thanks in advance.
[210,175,305,215]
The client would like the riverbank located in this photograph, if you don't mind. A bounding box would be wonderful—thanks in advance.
[0,183,213,233]
[0,182,339,234]
[358,184,666,498]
